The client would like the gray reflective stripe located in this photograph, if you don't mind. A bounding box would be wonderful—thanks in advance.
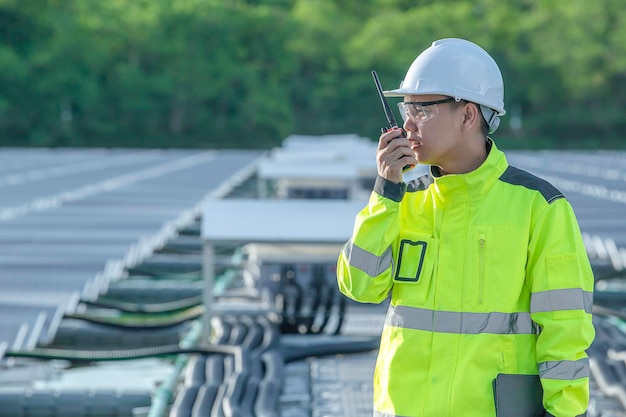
[539,358,590,380]
[530,288,593,314]
[386,305,539,335]
[343,239,393,277]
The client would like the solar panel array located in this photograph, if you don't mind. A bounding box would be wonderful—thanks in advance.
[0,148,263,351]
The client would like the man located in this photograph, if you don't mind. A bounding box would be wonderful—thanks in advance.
[336,38,594,417]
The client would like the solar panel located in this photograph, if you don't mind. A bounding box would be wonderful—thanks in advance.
[0,148,264,348]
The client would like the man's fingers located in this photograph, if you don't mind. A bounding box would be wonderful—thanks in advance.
[376,128,415,183]
[377,128,404,150]
[384,144,413,162]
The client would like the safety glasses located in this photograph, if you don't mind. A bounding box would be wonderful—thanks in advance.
[397,97,457,124]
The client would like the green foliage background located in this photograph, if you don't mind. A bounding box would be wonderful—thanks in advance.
[1,0,625,149]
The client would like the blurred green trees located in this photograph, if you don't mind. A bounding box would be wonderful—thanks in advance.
[0,0,624,149]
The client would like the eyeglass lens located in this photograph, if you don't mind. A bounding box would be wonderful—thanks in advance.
[398,102,439,124]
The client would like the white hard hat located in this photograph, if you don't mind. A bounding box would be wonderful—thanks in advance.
[384,38,505,132]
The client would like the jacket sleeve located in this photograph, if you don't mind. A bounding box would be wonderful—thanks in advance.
[527,198,595,417]
[336,176,404,304]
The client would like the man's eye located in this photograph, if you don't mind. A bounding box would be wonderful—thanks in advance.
[412,108,424,116]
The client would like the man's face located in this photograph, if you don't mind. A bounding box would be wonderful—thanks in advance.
[401,94,463,167]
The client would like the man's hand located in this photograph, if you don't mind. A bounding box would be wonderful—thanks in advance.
[376,128,417,184]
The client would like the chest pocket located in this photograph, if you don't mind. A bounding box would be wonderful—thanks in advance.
[392,233,439,305]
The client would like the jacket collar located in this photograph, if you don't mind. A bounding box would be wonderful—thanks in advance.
[430,138,508,200]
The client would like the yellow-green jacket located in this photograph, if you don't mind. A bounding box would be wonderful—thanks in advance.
[337,141,595,417]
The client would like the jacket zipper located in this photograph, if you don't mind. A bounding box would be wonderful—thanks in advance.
[478,234,486,304]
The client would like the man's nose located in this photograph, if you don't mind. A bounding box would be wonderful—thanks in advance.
[403,118,417,133]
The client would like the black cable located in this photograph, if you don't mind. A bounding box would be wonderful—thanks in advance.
[279,265,304,334]
[6,344,242,363]
[306,265,326,334]
[64,305,203,329]
[331,293,347,335]
[81,295,202,314]
[280,336,380,363]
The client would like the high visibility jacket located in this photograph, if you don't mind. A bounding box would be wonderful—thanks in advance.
[337,140,595,417]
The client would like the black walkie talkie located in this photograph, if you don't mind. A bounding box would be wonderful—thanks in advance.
[371,70,414,172]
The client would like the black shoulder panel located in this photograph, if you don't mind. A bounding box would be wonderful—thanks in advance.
[499,166,564,204]
[407,174,433,193]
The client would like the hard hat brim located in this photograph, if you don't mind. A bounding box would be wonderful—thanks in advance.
[382,88,415,98]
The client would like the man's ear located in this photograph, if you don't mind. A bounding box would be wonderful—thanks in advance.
[461,102,480,132]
